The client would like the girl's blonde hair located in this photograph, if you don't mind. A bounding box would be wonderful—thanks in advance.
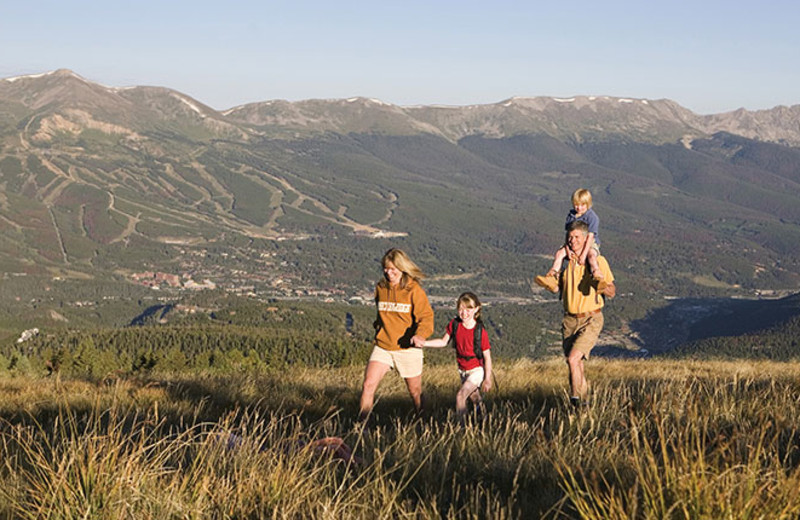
[457,292,482,321]
[380,248,425,288]
[571,188,593,208]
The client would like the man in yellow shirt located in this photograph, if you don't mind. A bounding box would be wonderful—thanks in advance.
[559,220,616,408]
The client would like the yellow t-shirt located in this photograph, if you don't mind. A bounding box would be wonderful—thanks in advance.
[561,255,615,315]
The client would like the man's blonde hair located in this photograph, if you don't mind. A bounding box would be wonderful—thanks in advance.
[380,248,425,288]
[571,188,593,208]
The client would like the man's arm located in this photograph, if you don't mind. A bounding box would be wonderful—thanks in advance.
[597,256,615,298]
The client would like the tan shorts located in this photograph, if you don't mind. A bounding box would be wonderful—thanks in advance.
[562,312,604,359]
[369,345,424,378]
[458,366,485,387]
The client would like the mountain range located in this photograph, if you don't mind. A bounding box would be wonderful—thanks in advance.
[3,69,800,317]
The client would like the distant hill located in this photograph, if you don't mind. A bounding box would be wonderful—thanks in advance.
[667,292,800,359]
[2,69,800,312]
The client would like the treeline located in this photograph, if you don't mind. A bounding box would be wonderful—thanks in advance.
[1,325,372,379]
[0,296,570,379]
[671,315,800,360]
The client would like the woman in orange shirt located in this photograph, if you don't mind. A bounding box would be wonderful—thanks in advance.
[359,248,434,421]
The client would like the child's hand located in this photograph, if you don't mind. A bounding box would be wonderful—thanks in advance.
[481,378,492,393]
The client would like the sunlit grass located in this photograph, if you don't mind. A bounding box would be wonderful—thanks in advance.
[1,359,800,518]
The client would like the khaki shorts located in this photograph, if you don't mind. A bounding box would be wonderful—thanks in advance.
[562,312,604,359]
[458,366,485,387]
[369,345,424,378]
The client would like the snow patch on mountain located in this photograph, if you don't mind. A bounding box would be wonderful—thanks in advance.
[3,70,69,82]
[172,93,205,117]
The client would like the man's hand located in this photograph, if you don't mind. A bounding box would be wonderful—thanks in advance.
[600,283,616,298]
[481,377,493,393]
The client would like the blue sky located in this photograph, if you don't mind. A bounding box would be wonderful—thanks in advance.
[2,0,798,114]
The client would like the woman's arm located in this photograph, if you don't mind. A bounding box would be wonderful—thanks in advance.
[410,284,435,347]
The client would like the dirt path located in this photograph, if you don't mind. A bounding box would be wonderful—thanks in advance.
[47,206,69,264]
[107,191,141,244]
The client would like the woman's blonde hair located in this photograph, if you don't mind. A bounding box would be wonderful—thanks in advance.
[457,292,482,321]
[380,248,425,288]
[571,188,593,208]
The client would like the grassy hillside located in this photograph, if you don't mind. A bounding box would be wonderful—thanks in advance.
[2,360,800,518]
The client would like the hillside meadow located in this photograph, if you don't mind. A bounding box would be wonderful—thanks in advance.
[2,358,800,519]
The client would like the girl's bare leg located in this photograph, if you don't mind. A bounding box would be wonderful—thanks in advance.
[455,381,479,415]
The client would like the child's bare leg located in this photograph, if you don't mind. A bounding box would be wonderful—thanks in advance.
[587,248,609,291]
[587,248,602,279]
[548,246,568,275]
[535,246,566,293]
[535,247,564,293]
[455,381,479,416]
[468,389,485,417]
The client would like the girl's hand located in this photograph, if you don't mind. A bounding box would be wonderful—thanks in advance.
[481,377,492,393]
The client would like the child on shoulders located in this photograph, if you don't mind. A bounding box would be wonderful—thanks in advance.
[422,292,493,419]
[535,188,607,293]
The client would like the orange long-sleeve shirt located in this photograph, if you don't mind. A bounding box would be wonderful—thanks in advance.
[374,279,434,351]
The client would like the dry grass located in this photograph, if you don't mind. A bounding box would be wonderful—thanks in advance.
[1,359,800,518]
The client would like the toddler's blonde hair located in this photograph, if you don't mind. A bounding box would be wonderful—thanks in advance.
[571,188,593,208]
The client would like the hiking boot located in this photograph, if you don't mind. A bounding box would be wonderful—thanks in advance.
[535,274,559,293]
[569,397,590,411]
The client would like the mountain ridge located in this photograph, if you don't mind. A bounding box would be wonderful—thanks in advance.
[3,68,800,311]
[4,69,800,145]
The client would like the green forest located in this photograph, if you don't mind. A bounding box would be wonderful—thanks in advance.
[4,285,800,381]
[0,290,564,379]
